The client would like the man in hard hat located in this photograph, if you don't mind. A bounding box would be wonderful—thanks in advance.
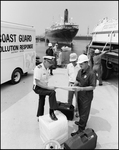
[71,54,96,136]
[67,53,81,117]
[93,49,107,86]
[33,55,58,121]
[46,43,54,75]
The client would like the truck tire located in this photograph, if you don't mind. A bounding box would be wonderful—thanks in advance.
[101,60,112,80]
[11,69,22,84]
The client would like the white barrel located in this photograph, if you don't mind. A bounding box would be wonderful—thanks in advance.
[39,111,68,144]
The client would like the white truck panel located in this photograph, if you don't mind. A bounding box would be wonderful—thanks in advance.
[0,21,36,84]
[92,32,118,44]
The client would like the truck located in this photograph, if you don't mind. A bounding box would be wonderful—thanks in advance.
[86,18,118,80]
[0,21,36,84]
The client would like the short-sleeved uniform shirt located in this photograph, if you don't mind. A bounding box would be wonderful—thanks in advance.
[76,66,96,101]
[33,63,49,86]
[67,63,81,83]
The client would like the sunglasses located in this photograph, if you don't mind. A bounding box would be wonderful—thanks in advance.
[47,59,53,64]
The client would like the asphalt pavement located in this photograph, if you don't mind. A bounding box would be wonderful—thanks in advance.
[1,68,118,149]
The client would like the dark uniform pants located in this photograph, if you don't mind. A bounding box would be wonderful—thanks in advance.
[33,85,58,117]
[77,91,92,130]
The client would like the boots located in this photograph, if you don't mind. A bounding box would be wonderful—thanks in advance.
[71,127,84,136]
[49,109,58,121]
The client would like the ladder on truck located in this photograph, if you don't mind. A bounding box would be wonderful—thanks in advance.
[87,30,114,70]
[88,30,114,52]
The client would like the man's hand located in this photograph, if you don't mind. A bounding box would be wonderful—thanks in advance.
[72,86,83,91]
[49,86,57,90]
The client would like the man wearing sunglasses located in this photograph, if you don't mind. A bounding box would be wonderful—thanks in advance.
[33,56,58,121]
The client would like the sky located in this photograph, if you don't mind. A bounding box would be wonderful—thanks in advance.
[1,1,118,36]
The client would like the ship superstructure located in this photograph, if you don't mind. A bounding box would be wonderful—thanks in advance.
[45,9,79,45]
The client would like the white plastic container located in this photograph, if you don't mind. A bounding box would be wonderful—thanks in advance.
[39,111,68,144]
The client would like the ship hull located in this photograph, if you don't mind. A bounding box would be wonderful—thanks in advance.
[45,27,78,45]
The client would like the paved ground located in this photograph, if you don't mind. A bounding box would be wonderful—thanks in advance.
[1,68,118,149]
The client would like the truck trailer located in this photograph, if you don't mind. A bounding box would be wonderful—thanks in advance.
[86,18,118,80]
[0,21,36,84]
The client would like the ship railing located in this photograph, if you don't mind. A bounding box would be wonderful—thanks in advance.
[73,25,79,29]
[64,25,79,29]
[46,24,79,31]
[52,26,63,30]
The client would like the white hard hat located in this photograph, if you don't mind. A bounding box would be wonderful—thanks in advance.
[48,43,52,47]
[95,49,100,54]
[61,46,65,50]
[70,53,77,62]
[77,54,89,64]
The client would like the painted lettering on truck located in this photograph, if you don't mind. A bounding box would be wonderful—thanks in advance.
[1,21,36,84]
